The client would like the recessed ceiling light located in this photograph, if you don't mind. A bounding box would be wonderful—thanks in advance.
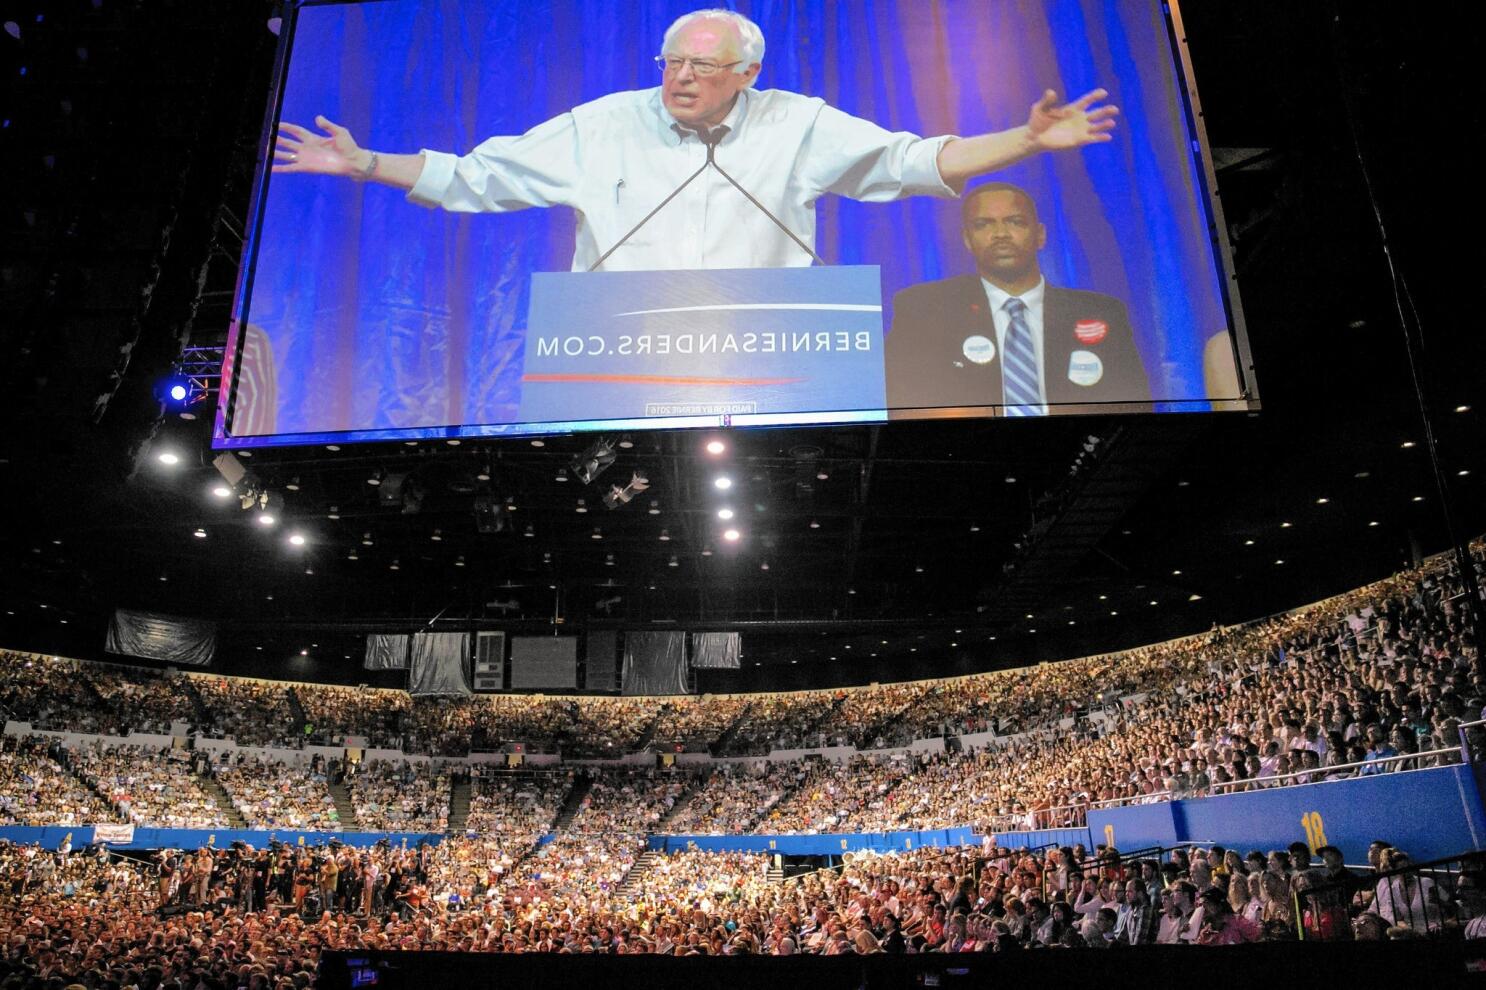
[211,485,231,498]
[1460,470,1472,477]
[389,560,400,570]
[1172,569,1182,575]
[1274,559,1285,565]
[1109,611,1118,617]
[288,533,305,546]
[1244,539,1255,546]
[914,565,924,573]
[1412,496,1425,502]
[1316,497,1329,504]
[618,436,634,449]
[430,529,442,542]
[714,477,733,490]
[1354,471,1370,479]
[257,513,276,526]
[705,439,725,455]
[969,524,980,532]
[1457,405,1472,413]
[659,529,671,541]
[1188,593,1202,601]
[648,501,661,515]
[325,444,340,451]
[718,508,734,520]
[1098,594,1107,601]
[193,528,207,538]
[809,519,820,529]
[1401,441,1416,449]
[847,588,856,595]
[1368,521,1380,527]
[157,451,180,465]
[591,528,602,540]
[1280,521,1292,528]
[760,562,769,571]
[530,439,545,447]
[723,529,740,542]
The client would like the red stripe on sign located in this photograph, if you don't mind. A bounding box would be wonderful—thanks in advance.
[522,373,806,386]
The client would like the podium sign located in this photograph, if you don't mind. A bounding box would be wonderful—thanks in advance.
[518,266,886,429]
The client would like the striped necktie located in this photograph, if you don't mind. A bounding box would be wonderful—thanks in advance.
[1002,297,1043,416]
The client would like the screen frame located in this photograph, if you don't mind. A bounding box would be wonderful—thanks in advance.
[213,0,1259,451]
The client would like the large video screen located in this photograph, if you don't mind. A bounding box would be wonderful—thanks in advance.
[216,0,1254,448]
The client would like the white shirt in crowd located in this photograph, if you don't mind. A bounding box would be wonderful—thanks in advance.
[408,86,957,271]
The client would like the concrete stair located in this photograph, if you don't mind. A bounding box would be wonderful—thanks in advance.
[329,779,360,831]
[447,777,472,834]
[616,849,661,899]
[552,774,594,830]
[199,772,247,828]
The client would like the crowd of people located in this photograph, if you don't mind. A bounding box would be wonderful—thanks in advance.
[213,755,341,831]
[344,761,451,833]
[67,742,228,829]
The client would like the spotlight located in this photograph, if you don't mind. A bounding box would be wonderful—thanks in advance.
[714,476,733,490]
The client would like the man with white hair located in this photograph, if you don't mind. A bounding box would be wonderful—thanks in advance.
[274,8,1117,271]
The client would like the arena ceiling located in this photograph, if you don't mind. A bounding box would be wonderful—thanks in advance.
[0,1,1481,692]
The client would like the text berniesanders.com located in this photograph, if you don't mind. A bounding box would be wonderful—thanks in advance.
[535,330,875,358]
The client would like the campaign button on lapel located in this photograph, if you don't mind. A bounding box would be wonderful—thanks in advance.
[1068,349,1104,386]
[961,335,996,365]
[1074,319,1108,344]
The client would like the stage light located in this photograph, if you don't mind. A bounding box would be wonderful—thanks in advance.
[157,451,180,466]
[705,439,726,455]
[602,471,650,509]
[571,439,617,485]
[714,476,733,490]
[717,508,734,520]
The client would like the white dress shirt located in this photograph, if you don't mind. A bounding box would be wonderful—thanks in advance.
[980,276,1048,413]
[407,86,957,271]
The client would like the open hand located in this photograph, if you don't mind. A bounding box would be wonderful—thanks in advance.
[1026,89,1119,151]
[272,115,368,177]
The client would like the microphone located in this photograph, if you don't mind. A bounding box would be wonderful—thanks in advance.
[588,123,824,271]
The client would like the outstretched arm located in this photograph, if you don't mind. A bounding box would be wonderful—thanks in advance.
[272,115,425,190]
[936,89,1119,190]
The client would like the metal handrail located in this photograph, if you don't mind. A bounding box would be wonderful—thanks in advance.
[1086,790,1173,810]
[1209,747,1460,793]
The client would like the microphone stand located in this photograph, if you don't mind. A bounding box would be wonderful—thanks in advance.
[588,126,824,272]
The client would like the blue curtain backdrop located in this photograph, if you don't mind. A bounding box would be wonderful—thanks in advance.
[241,0,1228,439]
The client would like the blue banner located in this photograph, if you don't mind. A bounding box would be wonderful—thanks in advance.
[519,266,885,429]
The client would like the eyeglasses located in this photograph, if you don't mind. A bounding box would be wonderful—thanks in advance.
[655,55,742,77]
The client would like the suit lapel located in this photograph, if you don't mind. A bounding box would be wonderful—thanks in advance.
[952,275,1001,401]
[1042,286,1072,406]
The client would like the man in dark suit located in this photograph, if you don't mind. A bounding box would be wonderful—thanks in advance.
[886,182,1150,415]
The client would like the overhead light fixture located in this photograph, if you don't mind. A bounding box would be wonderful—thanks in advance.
[288,533,306,546]
[718,508,734,520]
[617,435,634,449]
[605,553,615,566]
[1188,593,1202,601]
[446,439,461,447]
[723,529,740,542]
[524,524,535,538]
[157,451,180,466]
[1281,521,1293,528]
[1401,441,1416,449]
[969,523,980,532]
[648,500,661,515]
[602,471,650,509]
[714,476,733,490]
[760,561,769,571]
[389,559,400,571]
[325,444,340,451]
[211,485,232,498]
[1315,497,1329,504]
[591,527,603,540]
[430,529,442,541]
[257,512,276,526]
[327,506,340,520]
[816,469,829,481]
[576,499,588,513]
[347,551,358,560]
[454,555,465,567]
[556,468,569,483]
[701,546,713,557]
[570,439,617,485]
[367,468,384,487]
[530,439,545,448]
[668,555,679,567]
[193,528,207,539]
[361,532,373,546]
[285,477,300,492]
[1368,520,1380,527]
[1457,405,1472,413]
[477,464,491,482]
[659,529,671,541]
[705,439,726,455]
